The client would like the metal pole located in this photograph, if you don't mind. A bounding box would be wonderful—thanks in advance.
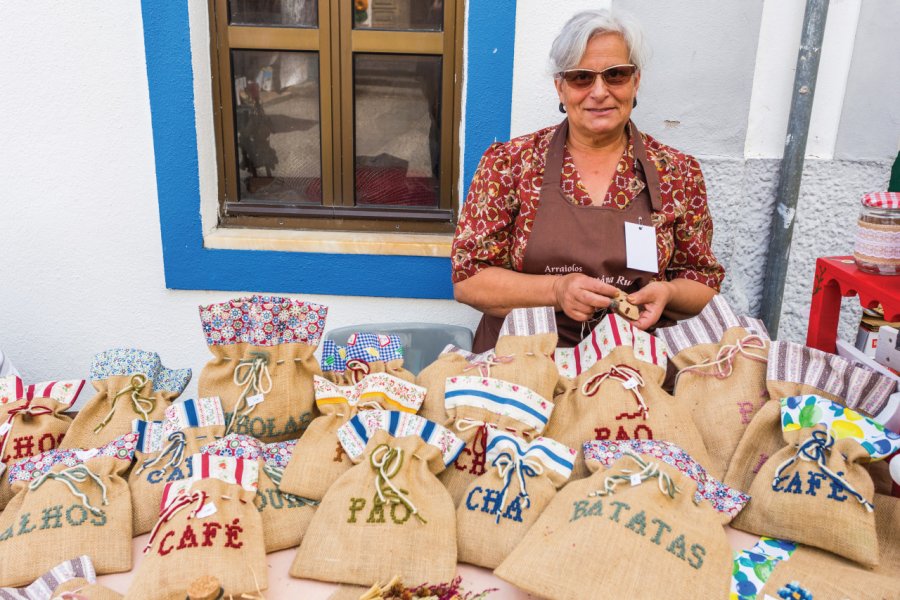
[759,0,830,336]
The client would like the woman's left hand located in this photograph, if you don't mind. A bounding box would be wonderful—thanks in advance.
[626,281,674,331]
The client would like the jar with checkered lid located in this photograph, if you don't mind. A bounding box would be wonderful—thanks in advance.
[854,192,900,275]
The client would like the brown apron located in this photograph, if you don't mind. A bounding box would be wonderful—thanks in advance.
[473,119,662,352]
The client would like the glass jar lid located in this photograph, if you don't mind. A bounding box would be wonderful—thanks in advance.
[861,192,900,209]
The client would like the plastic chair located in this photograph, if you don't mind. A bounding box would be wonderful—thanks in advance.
[324,323,474,375]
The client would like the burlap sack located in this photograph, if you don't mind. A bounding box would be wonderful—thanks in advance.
[731,395,900,566]
[457,430,574,569]
[0,377,85,509]
[126,453,267,600]
[52,577,123,599]
[724,340,898,493]
[494,440,743,600]
[0,555,101,599]
[201,433,317,552]
[0,433,137,587]
[657,295,771,480]
[320,334,414,385]
[546,315,710,479]
[416,346,481,425]
[279,372,426,501]
[438,374,554,506]
[61,349,191,450]
[291,411,464,586]
[129,397,227,535]
[197,295,328,443]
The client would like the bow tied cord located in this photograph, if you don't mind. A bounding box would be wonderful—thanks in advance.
[369,443,426,524]
[143,490,208,554]
[673,334,768,390]
[772,429,874,512]
[581,364,648,420]
[589,450,687,502]
[463,354,515,378]
[491,449,544,523]
[263,463,319,507]
[345,359,370,384]
[29,464,109,516]
[94,373,156,434]
[227,351,273,435]
[135,430,187,475]
[0,401,54,462]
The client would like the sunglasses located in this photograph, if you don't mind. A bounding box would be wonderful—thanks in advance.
[558,64,638,89]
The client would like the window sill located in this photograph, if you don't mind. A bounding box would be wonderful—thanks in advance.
[204,226,453,258]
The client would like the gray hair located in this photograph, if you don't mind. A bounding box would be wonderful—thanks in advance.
[549,9,649,76]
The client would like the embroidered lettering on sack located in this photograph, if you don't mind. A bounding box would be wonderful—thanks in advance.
[156,518,243,556]
[453,425,489,476]
[254,487,311,512]
[225,411,312,439]
[751,453,769,474]
[464,486,524,523]
[594,425,654,442]
[772,469,849,503]
[333,441,346,463]
[347,495,414,526]
[3,433,65,463]
[736,395,769,425]
[147,457,195,485]
[0,504,106,544]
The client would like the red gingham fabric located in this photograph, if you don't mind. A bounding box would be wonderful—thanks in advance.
[862,192,900,209]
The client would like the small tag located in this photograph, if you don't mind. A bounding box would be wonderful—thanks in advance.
[629,474,642,486]
[622,377,640,390]
[0,423,11,436]
[74,448,99,461]
[196,502,217,519]
[624,221,659,273]
[246,394,265,407]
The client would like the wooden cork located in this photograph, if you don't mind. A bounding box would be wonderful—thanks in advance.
[186,576,223,600]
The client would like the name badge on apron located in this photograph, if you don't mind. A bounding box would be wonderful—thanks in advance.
[624,220,658,273]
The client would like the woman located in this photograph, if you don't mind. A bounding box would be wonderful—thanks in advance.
[452,9,725,352]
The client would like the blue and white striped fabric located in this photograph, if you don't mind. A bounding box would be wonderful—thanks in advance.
[444,376,553,433]
[485,430,575,481]
[337,410,464,467]
[164,396,225,433]
[132,418,166,453]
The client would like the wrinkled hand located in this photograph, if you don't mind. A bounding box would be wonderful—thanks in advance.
[552,274,620,322]
[627,281,674,330]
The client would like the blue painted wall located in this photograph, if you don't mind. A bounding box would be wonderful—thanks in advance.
[141,0,516,299]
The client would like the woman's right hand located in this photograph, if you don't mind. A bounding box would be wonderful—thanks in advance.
[551,274,619,322]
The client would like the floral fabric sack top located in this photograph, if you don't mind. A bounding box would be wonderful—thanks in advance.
[0,434,138,587]
[0,376,85,509]
[278,370,426,502]
[126,453,266,600]
[201,433,317,553]
[291,410,464,587]
[128,396,227,535]
[320,334,414,385]
[545,314,711,480]
[456,429,574,569]
[61,349,191,451]
[730,395,900,566]
[657,295,770,480]
[494,440,746,600]
[197,295,328,443]
[724,341,897,494]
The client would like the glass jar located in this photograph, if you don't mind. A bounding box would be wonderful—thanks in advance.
[853,192,900,275]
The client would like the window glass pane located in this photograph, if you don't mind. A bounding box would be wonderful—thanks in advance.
[232,50,322,204]
[230,0,318,28]
[353,0,442,31]
[353,54,441,208]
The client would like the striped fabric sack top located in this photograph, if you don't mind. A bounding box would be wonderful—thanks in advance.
[320,334,414,386]
[291,411,462,587]
[279,372,426,503]
[457,429,575,569]
[656,295,771,480]
[0,555,108,600]
[127,454,267,600]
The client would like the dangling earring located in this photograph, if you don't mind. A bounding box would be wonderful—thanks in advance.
[559,102,566,114]
[632,97,638,108]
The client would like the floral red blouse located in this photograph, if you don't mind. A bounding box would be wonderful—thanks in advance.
[451,124,725,290]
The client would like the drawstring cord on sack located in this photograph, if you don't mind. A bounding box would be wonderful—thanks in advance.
[673,334,768,391]
[369,443,426,524]
[589,451,686,502]
[0,401,54,462]
[94,374,156,434]
[772,429,874,512]
[463,354,515,378]
[581,364,648,420]
[491,450,543,523]
[345,359,371,384]
[228,352,273,435]
[135,431,187,475]
[29,464,109,516]
[143,490,209,554]
[262,463,318,508]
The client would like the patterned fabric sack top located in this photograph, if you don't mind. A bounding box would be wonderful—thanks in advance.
[198,295,328,443]
[128,397,228,535]
[279,373,426,502]
[0,434,137,587]
[545,317,713,480]
[321,334,414,385]
[656,296,770,480]
[439,374,554,506]
[201,434,316,552]
[0,555,97,600]
[0,377,86,509]
[730,537,798,600]
[494,441,734,600]
[291,413,463,586]
[730,395,900,566]
[126,454,267,600]
[457,430,574,569]
[61,349,191,451]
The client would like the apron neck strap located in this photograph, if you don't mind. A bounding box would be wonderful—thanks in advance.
[630,121,662,211]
